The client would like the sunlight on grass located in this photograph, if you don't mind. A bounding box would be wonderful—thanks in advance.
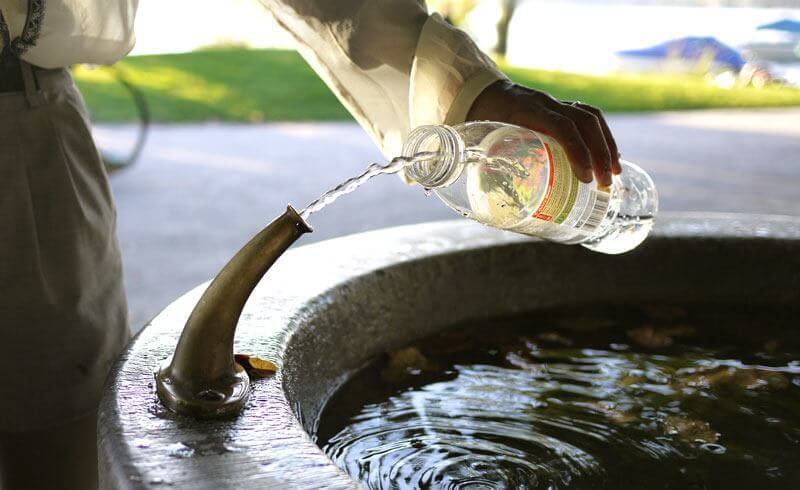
[74,64,255,121]
[75,64,232,104]
[73,48,800,123]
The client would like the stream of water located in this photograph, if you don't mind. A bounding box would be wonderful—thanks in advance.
[299,152,439,221]
[298,149,505,221]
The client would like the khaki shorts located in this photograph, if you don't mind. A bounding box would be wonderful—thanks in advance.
[0,63,129,432]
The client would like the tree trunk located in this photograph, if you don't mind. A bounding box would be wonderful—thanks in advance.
[496,0,518,57]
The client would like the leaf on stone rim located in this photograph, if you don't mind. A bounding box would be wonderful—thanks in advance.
[235,354,278,377]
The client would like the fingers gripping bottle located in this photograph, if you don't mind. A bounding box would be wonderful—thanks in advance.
[401,122,658,254]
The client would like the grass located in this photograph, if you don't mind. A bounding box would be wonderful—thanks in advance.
[73,48,800,123]
[502,65,800,112]
[74,48,350,122]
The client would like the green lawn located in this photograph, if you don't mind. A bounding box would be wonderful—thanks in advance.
[73,48,800,123]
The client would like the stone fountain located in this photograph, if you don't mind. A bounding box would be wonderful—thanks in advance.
[98,212,800,489]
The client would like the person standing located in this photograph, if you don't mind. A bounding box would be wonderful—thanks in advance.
[0,1,137,488]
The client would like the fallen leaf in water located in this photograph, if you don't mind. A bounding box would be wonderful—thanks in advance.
[732,368,789,391]
[677,366,789,392]
[627,324,695,349]
[381,347,439,384]
[235,354,278,378]
[537,331,573,346]
[628,325,674,349]
[662,415,719,443]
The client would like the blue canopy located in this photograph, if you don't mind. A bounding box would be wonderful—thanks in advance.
[617,36,745,71]
[757,19,800,33]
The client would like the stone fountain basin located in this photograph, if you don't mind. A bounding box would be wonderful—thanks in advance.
[99,212,800,489]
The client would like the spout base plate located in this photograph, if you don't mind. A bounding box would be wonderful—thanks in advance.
[155,361,250,419]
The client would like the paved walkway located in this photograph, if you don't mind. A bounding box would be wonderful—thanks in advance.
[93,108,800,330]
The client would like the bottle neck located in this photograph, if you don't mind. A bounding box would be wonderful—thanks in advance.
[402,125,465,188]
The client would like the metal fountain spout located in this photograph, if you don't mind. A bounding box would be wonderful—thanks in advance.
[155,205,312,418]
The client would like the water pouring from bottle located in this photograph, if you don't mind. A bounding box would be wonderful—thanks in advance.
[298,152,440,221]
[300,122,658,254]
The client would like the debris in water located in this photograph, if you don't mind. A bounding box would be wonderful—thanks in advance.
[627,324,695,349]
[678,366,789,392]
[662,415,719,443]
[381,347,438,383]
[537,331,573,346]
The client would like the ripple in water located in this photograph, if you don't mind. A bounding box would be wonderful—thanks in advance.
[317,305,800,489]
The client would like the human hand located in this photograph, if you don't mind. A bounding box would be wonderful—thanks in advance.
[466,80,621,186]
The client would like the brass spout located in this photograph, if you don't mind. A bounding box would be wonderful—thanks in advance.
[155,205,312,418]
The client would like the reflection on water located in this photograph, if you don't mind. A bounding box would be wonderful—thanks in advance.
[317,305,800,489]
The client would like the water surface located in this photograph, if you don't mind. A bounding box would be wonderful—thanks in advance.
[318,305,800,489]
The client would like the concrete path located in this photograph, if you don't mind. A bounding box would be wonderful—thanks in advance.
[93,108,800,331]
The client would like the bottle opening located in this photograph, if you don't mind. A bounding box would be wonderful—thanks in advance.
[402,125,465,188]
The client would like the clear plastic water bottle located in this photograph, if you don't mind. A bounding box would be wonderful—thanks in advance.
[401,122,658,254]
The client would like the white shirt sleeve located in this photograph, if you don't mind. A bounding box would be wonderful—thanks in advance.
[260,0,507,158]
[0,0,138,68]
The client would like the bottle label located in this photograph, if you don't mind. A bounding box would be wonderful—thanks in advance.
[532,137,578,224]
[468,125,612,243]
[532,134,611,239]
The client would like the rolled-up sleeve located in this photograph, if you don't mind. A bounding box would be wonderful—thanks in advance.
[411,13,505,130]
[260,0,507,158]
[0,0,138,68]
